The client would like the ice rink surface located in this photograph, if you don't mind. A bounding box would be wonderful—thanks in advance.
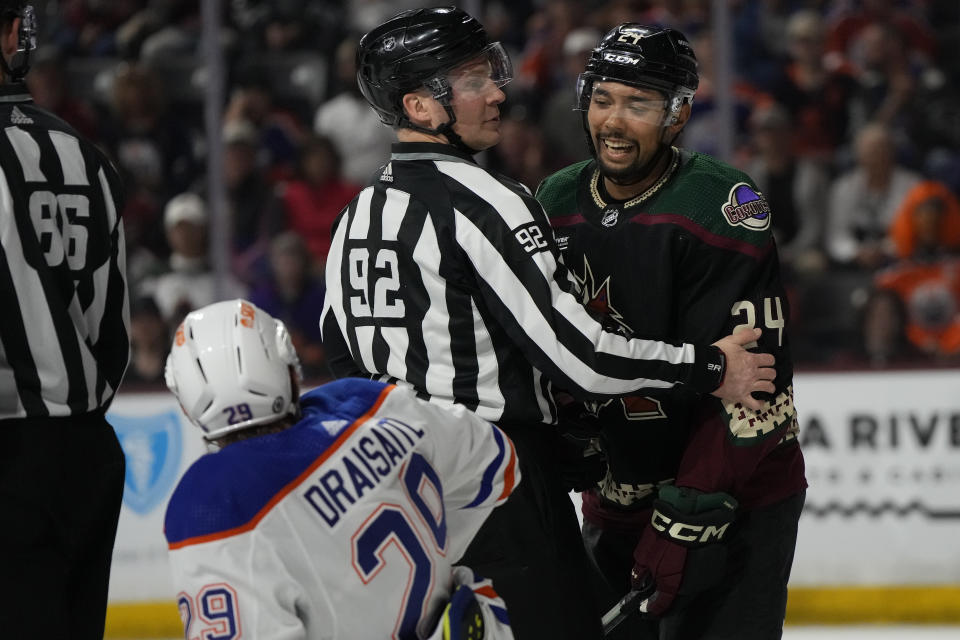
[784,627,960,639]
[140,628,959,640]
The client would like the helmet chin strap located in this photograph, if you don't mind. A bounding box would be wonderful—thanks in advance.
[436,104,481,155]
[0,52,27,83]
[402,104,480,155]
[437,122,479,155]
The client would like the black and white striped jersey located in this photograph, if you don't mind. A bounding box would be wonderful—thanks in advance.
[321,142,723,426]
[0,84,129,420]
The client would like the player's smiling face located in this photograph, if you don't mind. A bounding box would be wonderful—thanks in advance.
[587,81,669,183]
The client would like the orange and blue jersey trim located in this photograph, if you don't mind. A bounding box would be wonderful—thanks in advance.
[464,425,518,508]
[165,379,394,549]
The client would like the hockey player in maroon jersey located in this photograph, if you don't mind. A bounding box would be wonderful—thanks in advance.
[536,24,807,640]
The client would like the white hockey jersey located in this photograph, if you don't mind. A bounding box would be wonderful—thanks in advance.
[164,378,520,639]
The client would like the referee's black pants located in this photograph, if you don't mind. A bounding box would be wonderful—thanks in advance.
[459,424,604,640]
[0,411,126,640]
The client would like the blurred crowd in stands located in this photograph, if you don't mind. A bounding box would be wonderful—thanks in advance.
[27,0,960,383]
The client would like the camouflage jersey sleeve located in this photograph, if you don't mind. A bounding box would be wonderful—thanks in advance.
[663,153,803,503]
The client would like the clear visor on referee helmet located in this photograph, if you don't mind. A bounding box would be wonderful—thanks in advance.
[424,42,513,106]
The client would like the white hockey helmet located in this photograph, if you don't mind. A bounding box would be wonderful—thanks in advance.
[165,299,302,441]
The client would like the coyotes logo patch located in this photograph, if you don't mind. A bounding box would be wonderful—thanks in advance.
[574,256,630,338]
[574,256,667,421]
[722,182,771,231]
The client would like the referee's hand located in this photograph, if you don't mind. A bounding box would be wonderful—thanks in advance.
[710,328,775,411]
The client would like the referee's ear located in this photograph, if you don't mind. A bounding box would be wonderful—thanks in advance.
[401,90,438,129]
[0,16,18,80]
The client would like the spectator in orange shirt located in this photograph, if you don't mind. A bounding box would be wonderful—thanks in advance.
[871,181,960,359]
[887,180,960,260]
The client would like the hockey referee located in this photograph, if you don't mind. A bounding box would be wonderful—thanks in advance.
[0,3,129,638]
[321,7,775,639]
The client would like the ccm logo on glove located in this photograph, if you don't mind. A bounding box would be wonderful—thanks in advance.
[650,504,734,546]
[630,487,739,618]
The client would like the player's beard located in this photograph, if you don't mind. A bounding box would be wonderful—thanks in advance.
[597,154,646,186]
[595,136,668,188]
[593,136,649,187]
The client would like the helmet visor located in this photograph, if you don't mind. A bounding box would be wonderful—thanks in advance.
[576,74,672,126]
[432,42,513,105]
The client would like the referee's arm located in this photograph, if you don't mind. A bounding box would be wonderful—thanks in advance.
[442,176,725,397]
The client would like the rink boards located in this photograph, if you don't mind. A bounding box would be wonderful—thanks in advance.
[102,370,960,636]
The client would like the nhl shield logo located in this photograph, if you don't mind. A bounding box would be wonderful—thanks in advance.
[601,207,620,227]
[722,183,771,231]
[109,410,184,515]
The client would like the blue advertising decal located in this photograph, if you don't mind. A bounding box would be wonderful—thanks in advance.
[109,410,184,515]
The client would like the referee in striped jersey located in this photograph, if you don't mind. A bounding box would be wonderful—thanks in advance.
[321,7,774,639]
[0,3,129,638]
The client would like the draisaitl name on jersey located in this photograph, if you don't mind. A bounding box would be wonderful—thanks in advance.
[302,417,426,528]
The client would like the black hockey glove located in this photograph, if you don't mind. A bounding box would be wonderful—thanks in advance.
[630,486,737,618]
[553,389,606,492]
[555,433,607,492]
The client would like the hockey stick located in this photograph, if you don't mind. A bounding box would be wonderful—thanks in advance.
[601,589,649,636]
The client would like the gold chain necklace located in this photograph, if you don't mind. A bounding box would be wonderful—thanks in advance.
[589,146,680,209]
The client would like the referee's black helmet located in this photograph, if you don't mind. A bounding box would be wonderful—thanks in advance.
[0,0,27,17]
[356,6,511,130]
[0,0,36,81]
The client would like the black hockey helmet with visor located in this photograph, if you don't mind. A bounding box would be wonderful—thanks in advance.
[577,24,698,127]
[0,1,36,81]
[356,6,512,148]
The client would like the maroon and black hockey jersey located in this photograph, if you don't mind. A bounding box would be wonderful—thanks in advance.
[536,148,806,528]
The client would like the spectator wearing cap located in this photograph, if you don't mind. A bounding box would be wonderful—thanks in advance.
[540,27,601,166]
[138,192,248,328]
